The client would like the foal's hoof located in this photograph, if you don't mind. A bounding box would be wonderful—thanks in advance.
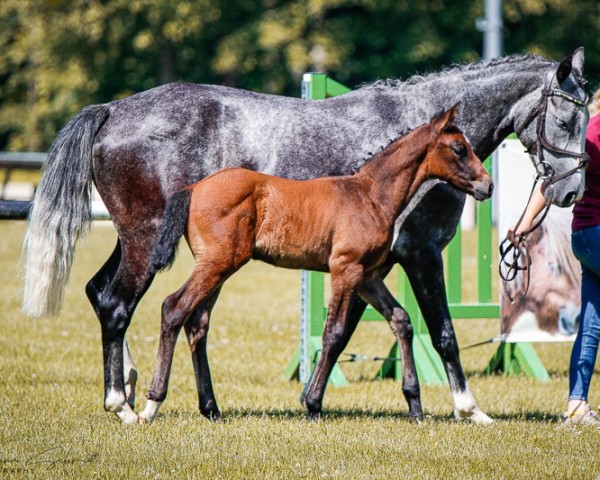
[201,406,222,423]
[137,415,152,425]
[408,413,423,425]
[307,410,322,422]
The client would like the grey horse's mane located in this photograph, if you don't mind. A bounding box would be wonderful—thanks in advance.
[357,107,455,167]
[360,54,553,91]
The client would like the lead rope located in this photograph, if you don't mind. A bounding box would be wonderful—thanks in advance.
[498,172,552,304]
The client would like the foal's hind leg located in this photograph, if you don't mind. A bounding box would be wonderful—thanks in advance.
[139,259,240,423]
[139,280,203,424]
[359,275,423,422]
[184,287,223,421]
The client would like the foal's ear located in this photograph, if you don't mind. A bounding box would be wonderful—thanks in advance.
[433,103,460,134]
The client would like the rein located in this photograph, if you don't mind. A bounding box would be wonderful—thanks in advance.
[498,179,551,304]
[500,81,589,304]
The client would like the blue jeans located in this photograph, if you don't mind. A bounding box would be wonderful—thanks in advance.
[570,226,600,401]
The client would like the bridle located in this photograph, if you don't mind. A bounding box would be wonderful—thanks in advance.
[500,77,590,304]
[515,84,590,185]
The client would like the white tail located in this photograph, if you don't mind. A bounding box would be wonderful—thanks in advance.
[23,105,110,317]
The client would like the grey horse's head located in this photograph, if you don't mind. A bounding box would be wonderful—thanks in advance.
[516,47,589,207]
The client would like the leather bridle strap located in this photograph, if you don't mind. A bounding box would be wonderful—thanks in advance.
[500,78,589,304]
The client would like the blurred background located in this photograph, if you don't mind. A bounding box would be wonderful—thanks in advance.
[0,0,599,152]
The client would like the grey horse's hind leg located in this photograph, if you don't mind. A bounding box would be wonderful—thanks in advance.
[87,241,141,407]
[87,239,156,424]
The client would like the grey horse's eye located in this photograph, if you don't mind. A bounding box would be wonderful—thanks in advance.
[556,118,569,130]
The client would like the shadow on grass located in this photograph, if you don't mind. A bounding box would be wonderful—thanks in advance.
[158,407,563,424]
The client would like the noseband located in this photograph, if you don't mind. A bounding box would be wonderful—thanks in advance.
[501,82,589,304]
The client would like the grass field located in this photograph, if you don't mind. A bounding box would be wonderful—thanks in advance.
[1,220,598,479]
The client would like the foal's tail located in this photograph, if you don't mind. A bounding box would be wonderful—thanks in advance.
[151,189,192,273]
[23,104,110,318]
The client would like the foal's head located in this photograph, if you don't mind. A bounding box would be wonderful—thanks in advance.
[425,105,493,201]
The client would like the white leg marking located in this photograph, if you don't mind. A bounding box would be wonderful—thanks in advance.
[453,387,494,424]
[105,388,138,424]
[138,400,163,424]
[123,339,138,408]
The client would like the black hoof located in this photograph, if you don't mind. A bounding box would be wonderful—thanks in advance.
[408,413,423,424]
[308,410,321,422]
[201,409,222,422]
[200,400,222,422]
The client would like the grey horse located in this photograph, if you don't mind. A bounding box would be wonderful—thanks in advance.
[23,48,589,424]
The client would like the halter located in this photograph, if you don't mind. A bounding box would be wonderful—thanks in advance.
[516,83,590,185]
[501,79,589,304]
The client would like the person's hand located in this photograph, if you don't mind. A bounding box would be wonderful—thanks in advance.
[507,220,531,246]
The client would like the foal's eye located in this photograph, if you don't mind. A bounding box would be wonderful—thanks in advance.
[451,142,466,156]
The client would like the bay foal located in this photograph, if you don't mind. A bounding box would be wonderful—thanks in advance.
[139,105,493,423]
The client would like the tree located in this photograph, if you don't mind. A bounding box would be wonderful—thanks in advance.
[1,0,598,151]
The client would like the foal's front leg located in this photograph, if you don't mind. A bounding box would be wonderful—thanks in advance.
[302,265,363,420]
[359,275,423,422]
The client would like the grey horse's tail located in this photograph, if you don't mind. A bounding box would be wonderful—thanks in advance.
[151,189,192,273]
[23,104,110,318]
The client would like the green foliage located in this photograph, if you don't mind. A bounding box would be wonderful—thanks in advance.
[1,0,599,150]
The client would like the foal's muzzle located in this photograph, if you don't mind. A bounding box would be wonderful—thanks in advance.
[472,177,494,201]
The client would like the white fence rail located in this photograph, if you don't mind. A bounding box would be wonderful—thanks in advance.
[0,152,110,220]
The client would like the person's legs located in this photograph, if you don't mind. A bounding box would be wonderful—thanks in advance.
[566,227,600,424]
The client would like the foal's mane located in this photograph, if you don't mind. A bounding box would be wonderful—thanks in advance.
[359,54,553,91]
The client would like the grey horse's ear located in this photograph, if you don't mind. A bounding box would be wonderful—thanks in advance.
[571,47,585,76]
[555,48,585,86]
[556,54,573,85]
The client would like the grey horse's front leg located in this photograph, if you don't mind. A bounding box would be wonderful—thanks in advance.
[393,182,492,424]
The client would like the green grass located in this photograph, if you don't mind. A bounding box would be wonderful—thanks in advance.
[1,221,598,479]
